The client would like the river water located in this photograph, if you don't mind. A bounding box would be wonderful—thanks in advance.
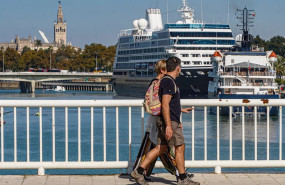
[0,89,284,175]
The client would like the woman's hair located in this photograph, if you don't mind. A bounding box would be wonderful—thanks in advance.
[155,60,166,74]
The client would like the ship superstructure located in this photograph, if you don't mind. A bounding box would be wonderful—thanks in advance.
[113,0,235,98]
[208,7,279,116]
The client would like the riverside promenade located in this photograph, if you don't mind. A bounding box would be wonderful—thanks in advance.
[0,173,284,185]
[0,99,284,185]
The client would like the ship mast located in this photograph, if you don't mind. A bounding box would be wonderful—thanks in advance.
[236,7,255,51]
[178,0,195,24]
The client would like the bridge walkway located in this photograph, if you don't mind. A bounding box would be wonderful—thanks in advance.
[0,173,284,185]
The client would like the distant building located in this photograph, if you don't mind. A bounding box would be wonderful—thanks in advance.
[0,1,70,53]
[54,1,67,46]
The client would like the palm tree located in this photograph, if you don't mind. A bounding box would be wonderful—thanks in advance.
[274,56,285,79]
[47,46,54,69]
[34,40,42,51]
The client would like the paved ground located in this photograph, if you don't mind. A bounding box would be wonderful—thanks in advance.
[0,173,284,185]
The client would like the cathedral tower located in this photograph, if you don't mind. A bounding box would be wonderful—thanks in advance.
[54,1,66,46]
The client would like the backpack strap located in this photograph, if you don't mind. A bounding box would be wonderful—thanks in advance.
[161,75,177,93]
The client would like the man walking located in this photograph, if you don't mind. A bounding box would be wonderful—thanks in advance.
[131,57,199,185]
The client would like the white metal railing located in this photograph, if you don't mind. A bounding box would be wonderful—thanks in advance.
[0,99,284,175]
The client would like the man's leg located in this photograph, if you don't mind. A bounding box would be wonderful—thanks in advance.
[140,144,167,169]
[131,145,167,185]
[175,144,185,174]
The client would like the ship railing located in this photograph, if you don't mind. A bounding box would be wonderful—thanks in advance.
[0,99,284,175]
[221,72,275,77]
[221,82,278,87]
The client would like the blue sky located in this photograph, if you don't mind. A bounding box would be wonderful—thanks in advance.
[0,0,284,48]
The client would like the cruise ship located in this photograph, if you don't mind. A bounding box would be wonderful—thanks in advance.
[112,0,235,98]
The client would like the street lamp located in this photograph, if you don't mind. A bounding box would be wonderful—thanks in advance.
[50,51,52,70]
[1,47,4,72]
[95,51,98,71]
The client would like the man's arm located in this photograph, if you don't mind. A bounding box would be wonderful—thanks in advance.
[162,94,173,140]
[181,107,194,113]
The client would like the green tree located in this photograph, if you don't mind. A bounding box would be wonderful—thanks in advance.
[21,46,31,55]
[3,48,20,71]
[34,40,42,51]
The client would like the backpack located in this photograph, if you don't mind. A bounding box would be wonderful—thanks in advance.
[143,76,177,116]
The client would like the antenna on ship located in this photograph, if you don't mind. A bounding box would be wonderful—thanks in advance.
[167,0,169,23]
[227,0,230,25]
[178,0,195,24]
[201,0,203,22]
[236,7,255,51]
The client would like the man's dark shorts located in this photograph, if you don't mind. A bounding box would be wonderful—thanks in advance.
[156,116,185,147]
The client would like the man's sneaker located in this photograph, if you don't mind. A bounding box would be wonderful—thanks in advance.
[130,169,149,185]
[178,177,200,185]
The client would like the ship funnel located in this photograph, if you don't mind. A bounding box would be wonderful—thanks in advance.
[146,8,163,30]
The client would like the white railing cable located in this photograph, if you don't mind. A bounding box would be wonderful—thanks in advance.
[65,107,68,162]
[129,107,132,162]
[204,106,207,161]
[78,107,81,162]
[229,106,232,161]
[192,106,195,161]
[116,107,119,162]
[27,107,30,162]
[242,106,245,161]
[91,107,94,162]
[267,106,270,161]
[39,107,43,162]
[103,107,107,162]
[254,106,258,161]
[217,106,220,161]
[14,107,17,162]
[280,106,283,160]
[52,107,55,162]
[1,107,3,162]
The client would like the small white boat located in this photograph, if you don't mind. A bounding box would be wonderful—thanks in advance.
[54,86,66,92]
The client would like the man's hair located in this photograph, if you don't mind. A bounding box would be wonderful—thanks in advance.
[155,60,166,74]
[166,56,181,72]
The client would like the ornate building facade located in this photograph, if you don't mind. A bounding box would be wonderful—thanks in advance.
[54,1,67,46]
[0,1,68,52]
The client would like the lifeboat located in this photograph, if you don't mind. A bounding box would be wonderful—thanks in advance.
[211,51,222,62]
[269,51,277,62]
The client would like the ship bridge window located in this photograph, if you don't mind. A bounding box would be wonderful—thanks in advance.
[202,54,211,57]
[181,54,189,57]
[119,37,133,43]
[135,42,151,48]
[193,61,201,65]
[151,41,157,46]
[170,32,233,38]
[176,39,235,45]
[192,54,200,57]
[166,24,230,29]
[158,40,170,46]
[183,61,190,65]
[176,47,231,51]
[152,33,158,39]
[157,32,170,39]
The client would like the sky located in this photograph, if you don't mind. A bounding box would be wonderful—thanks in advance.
[0,0,284,48]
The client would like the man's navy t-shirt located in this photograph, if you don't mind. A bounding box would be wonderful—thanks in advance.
[159,74,181,123]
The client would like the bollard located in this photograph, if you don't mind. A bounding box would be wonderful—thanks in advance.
[215,166,222,174]
[38,167,45,176]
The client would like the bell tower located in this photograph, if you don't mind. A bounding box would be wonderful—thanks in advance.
[54,1,67,46]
